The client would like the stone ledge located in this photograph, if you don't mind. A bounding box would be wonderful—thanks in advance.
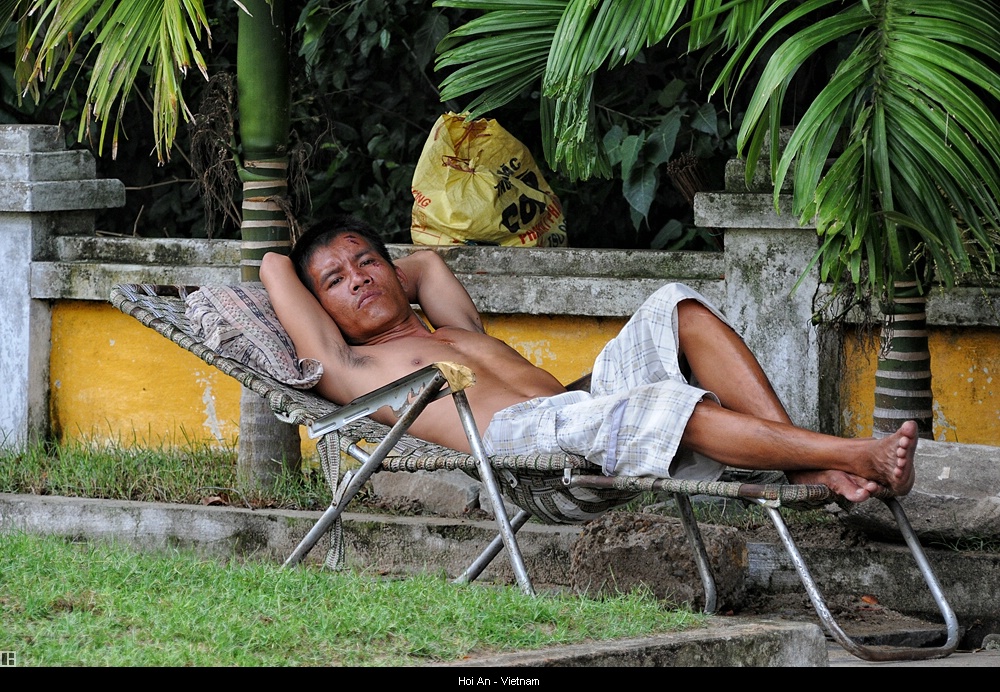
[30,262,241,301]
[695,192,813,229]
[923,286,1000,327]
[0,493,580,586]
[0,151,97,181]
[397,244,726,280]
[445,620,828,667]
[814,284,1000,328]
[30,236,1000,324]
[52,236,727,279]
[0,179,125,213]
[30,259,725,316]
[0,124,65,153]
[4,491,998,644]
[747,539,1000,622]
[54,236,240,265]
[459,274,723,316]
[35,237,728,316]
[724,158,794,194]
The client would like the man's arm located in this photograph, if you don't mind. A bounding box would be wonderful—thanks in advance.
[395,250,484,333]
[259,253,358,400]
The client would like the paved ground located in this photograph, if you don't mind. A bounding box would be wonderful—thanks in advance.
[827,643,1000,667]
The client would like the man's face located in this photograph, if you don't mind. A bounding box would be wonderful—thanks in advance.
[305,232,410,344]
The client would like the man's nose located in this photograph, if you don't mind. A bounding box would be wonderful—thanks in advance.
[350,270,372,291]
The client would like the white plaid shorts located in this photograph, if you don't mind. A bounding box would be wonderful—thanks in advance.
[482,283,731,480]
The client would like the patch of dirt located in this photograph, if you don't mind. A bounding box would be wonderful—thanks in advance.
[737,590,939,640]
[727,509,946,640]
[359,495,426,516]
[742,511,872,548]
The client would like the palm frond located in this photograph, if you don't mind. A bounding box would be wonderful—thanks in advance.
[688,0,770,50]
[726,0,1000,300]
[435,0,705,180]
[21,0,212,161]
[435,0,565,112]
[0,0,25,36]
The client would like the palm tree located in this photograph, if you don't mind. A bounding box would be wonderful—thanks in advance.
[232,0,302,487]
[717,0,1000,438]
[436,0,1000,439]
[16,0,302,486]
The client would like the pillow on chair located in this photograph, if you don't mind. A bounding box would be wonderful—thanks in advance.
[185,284,323,389]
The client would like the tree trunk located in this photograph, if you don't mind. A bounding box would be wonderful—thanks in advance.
[873,278,934,439]
[236,0,300,490]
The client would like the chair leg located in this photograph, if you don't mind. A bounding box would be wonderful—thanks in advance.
[283,372,449,568]
[454,510,532,586]
[761,498,960,661]
[673,493,719,613]
[452,390,535,596]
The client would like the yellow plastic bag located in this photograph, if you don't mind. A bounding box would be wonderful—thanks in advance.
[410,113,567,247]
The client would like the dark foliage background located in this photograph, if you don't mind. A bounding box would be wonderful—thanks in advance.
[3,0,830,249]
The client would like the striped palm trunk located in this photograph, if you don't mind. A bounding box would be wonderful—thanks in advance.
[240,160,291,281]
[235,0,301,489]
[873,279,934,439]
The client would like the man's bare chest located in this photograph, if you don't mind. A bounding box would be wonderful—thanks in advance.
[356,329,517,376]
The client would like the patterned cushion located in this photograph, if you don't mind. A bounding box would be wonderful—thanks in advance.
[185,284,323,389]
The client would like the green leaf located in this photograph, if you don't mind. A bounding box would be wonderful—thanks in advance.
[690,103,718,137]
[651,219,683,249]
[644,109,681,167]
[413,12,450,70]
[623,162,657,223]
[602,124,626,166]
[725,0,1000,300]
[22,0,212,161]
[618,133,643,182]
[656,78,685,108]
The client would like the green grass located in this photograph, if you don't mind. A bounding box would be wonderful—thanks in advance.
[0,439,330,510]
[0,533,702,666]
[929,535,1000,553]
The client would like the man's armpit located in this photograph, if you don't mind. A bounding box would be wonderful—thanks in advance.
[344,349,371,369]
[326,340,372,371]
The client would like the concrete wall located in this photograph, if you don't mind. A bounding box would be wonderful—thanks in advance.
[0,126,124,446]
[3,124,998,450]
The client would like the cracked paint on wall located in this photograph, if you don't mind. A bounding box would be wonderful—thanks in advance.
[196,373,226,446]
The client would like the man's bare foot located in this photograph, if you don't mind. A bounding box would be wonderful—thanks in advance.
[785,421,918,501]
[787,469,881,503]
[871,419,918,496]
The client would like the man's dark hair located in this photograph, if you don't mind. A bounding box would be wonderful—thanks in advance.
[290,216,393,293]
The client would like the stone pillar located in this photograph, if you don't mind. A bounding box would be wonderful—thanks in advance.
[694,160,830,432]
[0,125,125,447]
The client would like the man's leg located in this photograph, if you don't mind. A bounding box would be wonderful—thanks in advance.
[676,299,790,424]
[680,402,916,499]
[675,300,915,500]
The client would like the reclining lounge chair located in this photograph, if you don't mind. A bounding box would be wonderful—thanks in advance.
[110,282,960,662]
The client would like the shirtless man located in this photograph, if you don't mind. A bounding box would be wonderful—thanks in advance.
[260,217,916,503]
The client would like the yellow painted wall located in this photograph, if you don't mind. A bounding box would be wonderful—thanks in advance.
[48,301,626,448]
[50,300,998,448]
[50,302,242,446]
[840,328,1000,445]
[481,314,627,386]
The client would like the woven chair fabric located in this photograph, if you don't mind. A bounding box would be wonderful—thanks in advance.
[110,284,836,524]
